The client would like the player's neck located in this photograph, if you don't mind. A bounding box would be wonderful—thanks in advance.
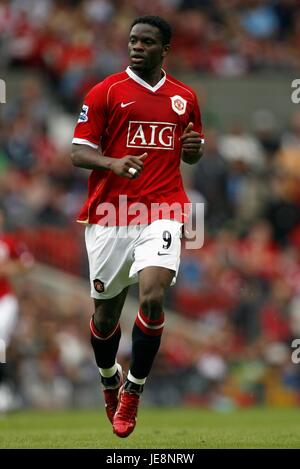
[130,67,164,87]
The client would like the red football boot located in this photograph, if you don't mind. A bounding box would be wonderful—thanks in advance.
[113,385,141,438]
[102,364,123,424]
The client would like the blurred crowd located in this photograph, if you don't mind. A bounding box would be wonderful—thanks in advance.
[1,0,300,110]
[1,0,300,409]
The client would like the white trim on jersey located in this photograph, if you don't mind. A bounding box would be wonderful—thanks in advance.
[126,66,166,93]
[72,138,99,149]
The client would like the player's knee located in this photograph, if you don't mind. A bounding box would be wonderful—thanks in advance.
[140,289,164,320]
[93,308,117,335]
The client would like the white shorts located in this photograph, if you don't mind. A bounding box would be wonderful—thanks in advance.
[85,219,182,299]
[0,294,19,345]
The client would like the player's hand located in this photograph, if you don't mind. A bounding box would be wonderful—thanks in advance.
[110,153,147,179]
[180,122,203,155]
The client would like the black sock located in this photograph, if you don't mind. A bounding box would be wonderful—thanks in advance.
[101,370,122,389]
[129,309,164,381]
[124,378,144,395]
[90,317,121,369]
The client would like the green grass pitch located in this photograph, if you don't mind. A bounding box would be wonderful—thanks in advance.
[0,407,299,449]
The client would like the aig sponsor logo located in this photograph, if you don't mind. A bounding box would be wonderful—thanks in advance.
[0,79,6,103]
[127,121,176,150]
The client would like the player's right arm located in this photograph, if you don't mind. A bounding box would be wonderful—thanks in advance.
[71,144,147,179]
[71,81,146,179]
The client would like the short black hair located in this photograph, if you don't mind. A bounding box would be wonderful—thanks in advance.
[130,16,172,45]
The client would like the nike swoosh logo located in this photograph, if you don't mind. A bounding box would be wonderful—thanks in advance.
[157,252,170,256]
[121,101,135,108]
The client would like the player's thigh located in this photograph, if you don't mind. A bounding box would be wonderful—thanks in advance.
[139,266,174,302]
[85,224,135,299]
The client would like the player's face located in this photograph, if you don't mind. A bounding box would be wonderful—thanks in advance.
[128,23,169,73]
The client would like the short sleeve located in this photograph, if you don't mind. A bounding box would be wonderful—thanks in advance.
[72,82,108,148]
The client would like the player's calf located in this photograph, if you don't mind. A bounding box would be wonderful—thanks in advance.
[90,317,123,424]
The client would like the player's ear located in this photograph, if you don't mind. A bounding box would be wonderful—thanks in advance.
[162,44,170,58]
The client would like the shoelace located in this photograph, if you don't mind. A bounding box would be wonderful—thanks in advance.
[118,392,139,420]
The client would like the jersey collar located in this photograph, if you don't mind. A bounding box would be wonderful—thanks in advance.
[126,66,166,92]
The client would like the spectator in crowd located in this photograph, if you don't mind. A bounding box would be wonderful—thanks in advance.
[0,207,34,412]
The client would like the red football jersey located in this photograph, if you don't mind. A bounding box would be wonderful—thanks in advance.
[72,67,204,225]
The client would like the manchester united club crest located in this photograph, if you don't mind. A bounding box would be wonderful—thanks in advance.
[170,95,187,116]
[93,279,105,293]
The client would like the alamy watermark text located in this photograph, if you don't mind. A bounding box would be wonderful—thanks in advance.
[0,79,6,103]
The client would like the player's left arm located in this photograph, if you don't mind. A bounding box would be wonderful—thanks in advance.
[180,93,204,164]
[180,122,204,164]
